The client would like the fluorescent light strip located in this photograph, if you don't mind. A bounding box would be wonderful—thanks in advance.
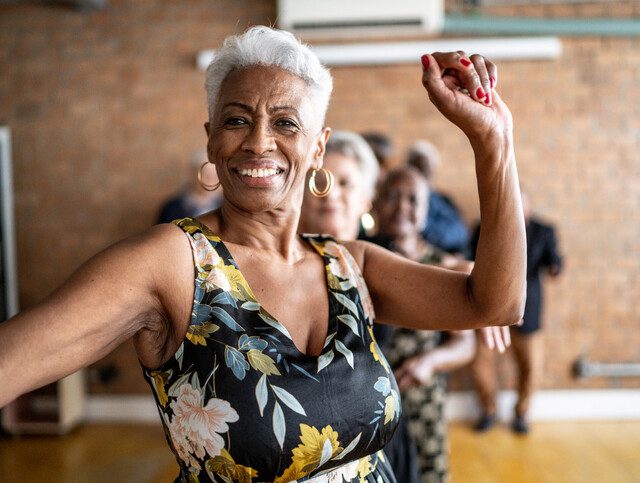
[197,37,561,70]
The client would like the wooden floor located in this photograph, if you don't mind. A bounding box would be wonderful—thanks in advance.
[1,421,639,482]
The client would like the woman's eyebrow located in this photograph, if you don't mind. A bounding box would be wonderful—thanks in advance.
[221,101,253,112]
[269,105,300,116]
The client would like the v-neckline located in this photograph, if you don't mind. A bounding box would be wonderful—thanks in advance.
[190,217,337,360]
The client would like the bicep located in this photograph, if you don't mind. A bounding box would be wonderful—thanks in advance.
[359,241,482,331]
[0,225,190,406]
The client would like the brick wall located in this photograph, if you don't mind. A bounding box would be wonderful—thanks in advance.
[1,1,638,394]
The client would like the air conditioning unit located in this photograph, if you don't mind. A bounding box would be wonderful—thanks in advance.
[277,0,444,39]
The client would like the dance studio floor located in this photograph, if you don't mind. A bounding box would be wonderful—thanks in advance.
[1,421,639,482]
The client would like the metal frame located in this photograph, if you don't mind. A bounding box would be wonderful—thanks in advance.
[0,126,19,319]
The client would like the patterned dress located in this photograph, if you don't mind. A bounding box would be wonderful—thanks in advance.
[385,251,448,483]
[141,218,400,482]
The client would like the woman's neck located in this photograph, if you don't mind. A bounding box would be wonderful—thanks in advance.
[205,202,307,264]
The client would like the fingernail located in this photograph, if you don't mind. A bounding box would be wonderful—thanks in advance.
[484,92,491,105]
[460,58,471,67]
[421,55,430,70]
[489,76,496,89]
[476,87,485,99]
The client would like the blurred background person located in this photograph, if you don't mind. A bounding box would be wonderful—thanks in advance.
[157,147,223,223]
[361,131,395,179]
[300,131,422,482]
[406,140,470,255]
[470,187,564,434]
[299,130,380,240]
[369,165,476,482]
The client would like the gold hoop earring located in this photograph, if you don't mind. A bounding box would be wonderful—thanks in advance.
[197,161,221,191]
[308,168,334,197]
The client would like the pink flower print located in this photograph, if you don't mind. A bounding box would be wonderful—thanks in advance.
[203,267,231,292]
[192,232,221,269]
[168,384,239,466]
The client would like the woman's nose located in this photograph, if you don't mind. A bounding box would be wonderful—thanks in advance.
[242,122,276,155]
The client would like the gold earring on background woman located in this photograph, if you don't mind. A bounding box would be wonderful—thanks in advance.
[308,167,334,197]
[197,161,221,191]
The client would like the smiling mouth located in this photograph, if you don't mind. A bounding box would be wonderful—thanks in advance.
[236,168,283,178]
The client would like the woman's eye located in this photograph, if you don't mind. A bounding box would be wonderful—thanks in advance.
[275,119,298,129]
[223,117,247,127]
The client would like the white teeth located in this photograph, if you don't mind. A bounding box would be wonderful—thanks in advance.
[239,168,278,178]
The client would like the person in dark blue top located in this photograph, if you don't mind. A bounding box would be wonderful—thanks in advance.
[405,140,470,254]
[157,148,223,224]
[469,188,563,434]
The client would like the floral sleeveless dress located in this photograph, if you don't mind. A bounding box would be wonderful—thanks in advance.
[142,218,400,482]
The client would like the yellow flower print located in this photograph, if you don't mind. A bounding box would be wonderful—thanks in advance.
[292,424,343,472]
[186,322,220,346]
[205,449,258,483]
[274,461,306,483]
[218,262,249,298]
[275,424,343,482]
[356,455,373,481]
[175,218,221,243]
[150,370,170,407]
[367,326,390,373]
[383,395,396,425]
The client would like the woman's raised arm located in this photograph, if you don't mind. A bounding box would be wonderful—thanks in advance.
[353,52,526,332]
[0,224,194,407]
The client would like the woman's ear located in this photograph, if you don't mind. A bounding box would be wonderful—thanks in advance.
[313,127,331,169]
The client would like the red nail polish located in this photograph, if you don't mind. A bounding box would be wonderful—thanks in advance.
[489,76,496,89]
[476,87,485,99]
[484,92,491,104]
[460,58,471,67]
[421,55,430,70]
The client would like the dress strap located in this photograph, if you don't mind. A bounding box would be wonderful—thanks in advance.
[303,234,376,322]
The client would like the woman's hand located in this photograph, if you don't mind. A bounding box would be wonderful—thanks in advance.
[394,353,435,391]
[479,326,511,353]
[421,52,513,146]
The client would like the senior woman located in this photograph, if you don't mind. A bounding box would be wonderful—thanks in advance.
[299,130,379,240]
[370,166,476,482]
[0,26,525,483]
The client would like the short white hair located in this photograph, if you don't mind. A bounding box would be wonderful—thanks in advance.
[205,26,333,124]
[406,140,442,179]
[326,130,380,199]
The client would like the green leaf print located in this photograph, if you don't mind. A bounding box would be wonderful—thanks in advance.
[241,301,261,311]
[335,339,354,369]
[211,306,245,332]
[317,349,335,373]
[211,291,237,308]
[337,314,359,336]
[225,346,249,380]
[258,312,292,339]
[273,401,286,450]
[332,292,359,318]
[256,374,268,417]
[333,432,362,461]
[270,385,306,416]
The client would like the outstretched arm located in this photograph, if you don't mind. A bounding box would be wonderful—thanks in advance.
[0,224,193,407]
[355,51,526,332]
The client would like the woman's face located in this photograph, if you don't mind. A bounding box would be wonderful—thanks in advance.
[300,151,371,240]
[374,172,429,240]
[205,65,329,213]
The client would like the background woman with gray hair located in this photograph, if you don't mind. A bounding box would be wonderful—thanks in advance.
[0,26,525,482]
[299,130,379,240]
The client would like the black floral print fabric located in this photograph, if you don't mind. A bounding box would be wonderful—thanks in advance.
[141,218,400,482]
